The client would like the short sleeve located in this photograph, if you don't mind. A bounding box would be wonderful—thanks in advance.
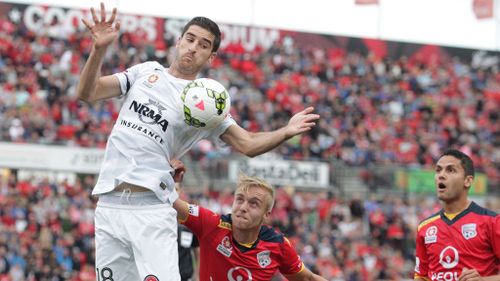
[183,205,220,240]
[414,228,430,279]
[278,237,303,275]
[114,61,162,97]
[490,215,500,261]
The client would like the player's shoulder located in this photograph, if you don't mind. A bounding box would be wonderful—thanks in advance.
[258,225,285,244]
[417,211,442,232]
[129,61,164,72]
[468,201,497,217]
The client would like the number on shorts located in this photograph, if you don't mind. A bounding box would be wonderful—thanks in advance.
[96,267,114,281]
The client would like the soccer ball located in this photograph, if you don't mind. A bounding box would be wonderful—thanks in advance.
[181,78,231,129]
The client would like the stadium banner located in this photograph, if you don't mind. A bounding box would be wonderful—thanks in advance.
[228,158,329,189]
[0,142,104,174]
[395,169,488,195]
[1,1,499,61]
[0,1,280,52]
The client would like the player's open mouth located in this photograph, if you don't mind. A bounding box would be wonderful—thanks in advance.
[438,183,446,189]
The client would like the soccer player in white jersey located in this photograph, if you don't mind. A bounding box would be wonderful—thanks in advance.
[77,3,320,281]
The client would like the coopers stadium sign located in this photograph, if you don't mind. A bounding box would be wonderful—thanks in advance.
[5,3,280,51]
[229,158,330,189]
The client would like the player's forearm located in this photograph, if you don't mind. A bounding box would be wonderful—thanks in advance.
[77,46,108,103]
[173,198,190,222]
[309,274,327,281]
[482,275,500,281]
[238,128,289,157]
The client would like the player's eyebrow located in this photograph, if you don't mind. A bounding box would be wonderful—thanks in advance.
[185,32,213,47]
[435,163,458,170]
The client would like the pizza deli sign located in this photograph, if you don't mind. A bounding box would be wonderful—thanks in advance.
[8,3,280,51]
[229,158,329,189]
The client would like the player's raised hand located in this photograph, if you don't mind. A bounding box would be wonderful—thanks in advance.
[285,107,320,138]
[82,2,120,50]
[458,267,483,281]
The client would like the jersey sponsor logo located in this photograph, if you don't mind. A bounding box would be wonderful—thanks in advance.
[144,274,159,281]
[431,271,459,281]
[188,204,199,217]
[425,225,438,244]
[461,223,477,240]
[129,99,169,132]
[257,250,271,268]
[143,74,159,88]
[227,266,252,281]
[216,236,233,257]
[439,246,459,269]
[119,119,165,144]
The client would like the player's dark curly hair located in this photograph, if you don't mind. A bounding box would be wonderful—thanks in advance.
[441,149,475,177]
[182,17,221,52]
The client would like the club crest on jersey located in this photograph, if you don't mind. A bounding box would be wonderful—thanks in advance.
[143,74,159,87]
[216,236,233,257]
[129,99,169,132]
[461,223,477,240]
[424,226,438,244]
[257,250,271,268]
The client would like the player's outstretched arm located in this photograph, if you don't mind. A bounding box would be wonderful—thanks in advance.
[77,2,122,104]
[173,194,190,222]
[285,267,327,281]
[221,107,319,157]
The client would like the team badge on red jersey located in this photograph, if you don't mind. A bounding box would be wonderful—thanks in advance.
[461,223,477,240]
[216,236,233,257]
[425,226,438,244]
[257,250,271,268]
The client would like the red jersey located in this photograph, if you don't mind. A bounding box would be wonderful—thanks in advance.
[183,205,304,281]
[414,202,500,281]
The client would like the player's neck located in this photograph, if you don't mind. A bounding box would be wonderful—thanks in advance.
[443,198,471,215]
[232,228,259,246]
[167,64,197,80]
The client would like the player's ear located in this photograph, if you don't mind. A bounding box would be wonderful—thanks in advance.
[464,175,474,189]
[207,52,217,65]
[263,210,271,221]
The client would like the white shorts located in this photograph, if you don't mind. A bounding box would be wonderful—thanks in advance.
[95,191,180,281]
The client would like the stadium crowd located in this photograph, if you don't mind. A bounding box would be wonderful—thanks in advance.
[0,15,498,186]
[0,11,499,281]
[1,173,461,281]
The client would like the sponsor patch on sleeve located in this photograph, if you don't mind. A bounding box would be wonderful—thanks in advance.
[188,204,199,217]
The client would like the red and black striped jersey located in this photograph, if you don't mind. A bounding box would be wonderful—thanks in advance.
[414,202,500,281]
[183,205,304,281]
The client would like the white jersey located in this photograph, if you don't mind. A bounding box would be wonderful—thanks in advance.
[92,61,235,203]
